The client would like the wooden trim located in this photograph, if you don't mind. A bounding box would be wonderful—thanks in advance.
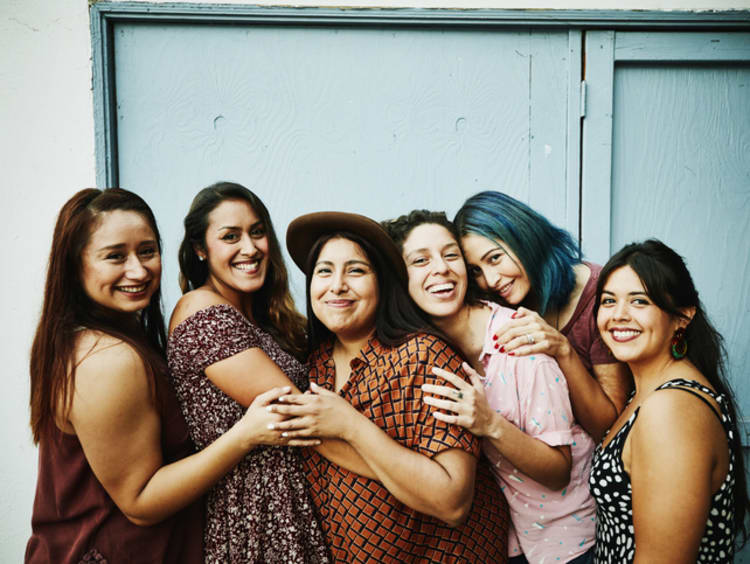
[615,31,750,61]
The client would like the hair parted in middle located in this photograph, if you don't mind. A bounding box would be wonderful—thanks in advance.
[177,181,306,360]
[303,231,438,353]
[454,190,581,315]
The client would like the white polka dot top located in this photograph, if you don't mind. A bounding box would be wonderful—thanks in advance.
[589,378,737,563]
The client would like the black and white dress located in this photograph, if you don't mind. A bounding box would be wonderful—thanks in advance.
[589,378,737,563]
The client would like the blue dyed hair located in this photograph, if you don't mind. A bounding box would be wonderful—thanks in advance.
[454,191,581,315]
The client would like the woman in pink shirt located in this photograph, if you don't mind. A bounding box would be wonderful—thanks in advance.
[383,210,596,564]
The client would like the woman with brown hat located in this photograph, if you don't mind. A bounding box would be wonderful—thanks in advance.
[271,211,510,563]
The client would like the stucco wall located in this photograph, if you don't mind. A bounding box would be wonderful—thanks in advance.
[1,0,748,561]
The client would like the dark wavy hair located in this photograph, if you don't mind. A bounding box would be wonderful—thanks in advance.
[29,188,167,443]
[304,231,439,352]
[594,239,749,546]
[177,182,306,360]
[381,209,481,305]
[454,191,581,315]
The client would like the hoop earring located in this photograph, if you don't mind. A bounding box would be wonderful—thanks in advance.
[671,327,687,360]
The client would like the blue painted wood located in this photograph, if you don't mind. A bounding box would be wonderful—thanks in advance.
[565,30,583,241]
[616,31,750,61]
[580,30,615,265]
[111,22,575,310]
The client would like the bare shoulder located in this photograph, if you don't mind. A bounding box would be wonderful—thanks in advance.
[169,288,234,332]
[71,332,151,417]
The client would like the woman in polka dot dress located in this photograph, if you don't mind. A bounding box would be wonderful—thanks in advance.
[591,240,749,562]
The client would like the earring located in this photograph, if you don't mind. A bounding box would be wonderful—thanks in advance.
[671,327,687,360]
[198,255,205,262]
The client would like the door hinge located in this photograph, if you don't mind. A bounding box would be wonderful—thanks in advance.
[580,80,587,118]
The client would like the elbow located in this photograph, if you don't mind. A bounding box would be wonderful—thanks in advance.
[124,512,161,527]
[435,496,473,528]
[545,473,571,492]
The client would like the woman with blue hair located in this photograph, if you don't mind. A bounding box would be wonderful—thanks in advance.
[454,191,631,441]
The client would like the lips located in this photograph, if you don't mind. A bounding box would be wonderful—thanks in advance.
[115,283,150,298]
[232,259,261,273]
[325,299,355,308]
[496,279,514,298]
[610,328,641,342]
[427,282,456,296]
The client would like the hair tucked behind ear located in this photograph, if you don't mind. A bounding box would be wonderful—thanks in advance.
[595,239,750,547]
[178,182,307,360]
[30,188,167,444]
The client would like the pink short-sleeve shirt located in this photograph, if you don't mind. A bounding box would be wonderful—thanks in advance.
[480,302,596,563]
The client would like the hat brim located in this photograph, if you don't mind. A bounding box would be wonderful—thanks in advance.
[286,211,407,282]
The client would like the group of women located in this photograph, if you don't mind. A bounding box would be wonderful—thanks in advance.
[25,182,748,563]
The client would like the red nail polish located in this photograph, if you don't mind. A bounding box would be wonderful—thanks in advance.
[508,352,515,356]
[492,334,498,341]
[494,343,499,349]
[499,346,505,353]
[511,312,517,319]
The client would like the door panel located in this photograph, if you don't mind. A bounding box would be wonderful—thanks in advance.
[113,23,577,309]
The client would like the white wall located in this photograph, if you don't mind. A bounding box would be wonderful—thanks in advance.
[1,0,747,561]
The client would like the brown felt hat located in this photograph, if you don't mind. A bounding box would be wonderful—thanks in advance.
[286,211,407,282]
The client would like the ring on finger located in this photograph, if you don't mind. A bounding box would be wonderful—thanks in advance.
[455,390,463,400]
[525,333,535,345]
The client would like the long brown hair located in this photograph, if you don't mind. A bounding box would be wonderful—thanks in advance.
[177,182,307,360]
[29,188,167,444]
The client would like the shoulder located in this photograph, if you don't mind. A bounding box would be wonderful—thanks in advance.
[396,333,463,368]
[73,334,151,410]
[170,289,240,333]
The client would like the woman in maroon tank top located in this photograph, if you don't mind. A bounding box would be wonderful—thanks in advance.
[26,188,294,563]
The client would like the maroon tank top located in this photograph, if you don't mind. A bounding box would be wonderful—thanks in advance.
[25,383,204,563]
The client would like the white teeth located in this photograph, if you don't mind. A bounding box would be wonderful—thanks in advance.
[117,285,146,293]
[233,261,259,271]
[429,283,455,294]
[613,330,640,339]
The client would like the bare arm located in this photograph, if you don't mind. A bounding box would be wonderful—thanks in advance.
[69,340,293,526]
[494,307,632,441]
[628,391,724,563]
[423,364,571,490]
[270,383,477,526]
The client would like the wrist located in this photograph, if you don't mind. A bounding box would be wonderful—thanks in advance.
[229,420,258,453]
[487,412,506,441]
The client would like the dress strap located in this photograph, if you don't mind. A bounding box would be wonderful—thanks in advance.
[655,386,723,424]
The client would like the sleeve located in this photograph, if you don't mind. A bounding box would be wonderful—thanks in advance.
[175,304,261,371]
[397,335,481,459]
[518,357,575,447]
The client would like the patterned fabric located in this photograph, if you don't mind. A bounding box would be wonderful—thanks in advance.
[479,302,596,563]
[302,333,510,563]
[561,263,617,372]
[590,378,737,563]
[168,304,329,564]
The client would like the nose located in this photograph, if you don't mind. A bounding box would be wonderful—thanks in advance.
[240,234,258,256]
[432,256,449,275]
[484,267,502,290]
[124,253,148,279]
[612,300,630,320]
[330,270,348,294]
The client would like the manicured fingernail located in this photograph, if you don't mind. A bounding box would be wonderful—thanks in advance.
[281,432,288,437]
[492,334,498,341]
[267,423,275,430]
[283,386,291,392]
[499,346,505,353]
[508,352,515,356]
[511,312,517,318]
[267,405,274,412]
[494,343,499,349]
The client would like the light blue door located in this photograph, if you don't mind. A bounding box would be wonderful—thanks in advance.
[582,31,750,562]
[112,22,581,309]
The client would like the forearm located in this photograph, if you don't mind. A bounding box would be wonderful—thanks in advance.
[344,415,474,525]
[485,412,571,490]
[556,344,617,442]
[314,439,377,479]
[125,425,252,525]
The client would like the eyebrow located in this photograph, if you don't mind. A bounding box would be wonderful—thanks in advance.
[315,259,372,268]
[217,221,263,231]
[601,289,649,296]
[480,245,503,261]
[95,240,157,253]
[405,242,460,260]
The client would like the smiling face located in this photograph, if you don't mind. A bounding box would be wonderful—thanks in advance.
[310,237,378,344]
[200,198,269,305]
[80,210,161,314]
[401,223,467,320]
[597,265,684,367]
[460,233,531,305]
